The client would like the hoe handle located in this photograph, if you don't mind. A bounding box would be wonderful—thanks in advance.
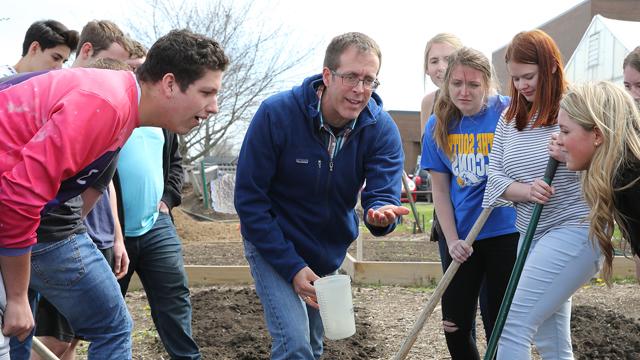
[393,207,493,360]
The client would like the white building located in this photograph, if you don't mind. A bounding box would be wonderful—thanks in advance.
[565,15,640,84]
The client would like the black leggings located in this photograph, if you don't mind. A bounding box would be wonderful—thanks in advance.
[433,212,492,342]
[441,232,519,360]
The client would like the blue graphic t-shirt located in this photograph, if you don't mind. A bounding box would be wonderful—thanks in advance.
[421,94,517,240]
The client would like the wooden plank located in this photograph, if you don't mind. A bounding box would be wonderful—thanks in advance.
[188,169,203,196]
[126,265,253,291]
[353,261,442,286]
[340,255,636,287]
[123,256,636,290]
[608,255,637,279]
[341,252,357,278]
[340,253,442,286]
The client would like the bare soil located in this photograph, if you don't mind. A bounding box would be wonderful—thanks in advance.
[175,208,442,266]
[120,191,640,359]
[124,282,640,360]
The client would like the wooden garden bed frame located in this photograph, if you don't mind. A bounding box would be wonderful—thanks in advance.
[125,255,637,290]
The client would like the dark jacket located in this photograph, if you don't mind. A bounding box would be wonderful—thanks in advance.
[113,129,183,233]
[234,74,404,282]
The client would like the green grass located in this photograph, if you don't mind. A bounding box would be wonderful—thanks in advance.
[397,203,434,235]
[404,282,438,292]
[359,202,434,235]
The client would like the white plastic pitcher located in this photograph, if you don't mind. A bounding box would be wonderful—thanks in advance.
[314,274,356,340]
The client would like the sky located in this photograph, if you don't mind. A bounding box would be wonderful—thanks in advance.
[0,0,586,111]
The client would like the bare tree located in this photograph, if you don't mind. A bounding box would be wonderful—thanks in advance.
[208,137,235,161]
[127,0,313,163]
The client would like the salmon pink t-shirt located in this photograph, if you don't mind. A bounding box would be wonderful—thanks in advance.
[0,67,140,255]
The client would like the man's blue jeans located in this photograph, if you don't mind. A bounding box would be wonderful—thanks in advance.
[119,212,200,360]
[244,240,324,360]
[10,232,132,359]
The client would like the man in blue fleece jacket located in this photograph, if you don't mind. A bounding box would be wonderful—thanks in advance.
[234,32,408,360]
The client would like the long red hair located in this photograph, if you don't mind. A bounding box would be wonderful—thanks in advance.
[504,30,566,130]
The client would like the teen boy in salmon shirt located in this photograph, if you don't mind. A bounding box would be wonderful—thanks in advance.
[0,29,228,359]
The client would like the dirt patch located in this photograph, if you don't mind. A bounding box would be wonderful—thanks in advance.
[347,236,441,262]
[174,205,248,265]
[571,305,640,359]
[191,287,379,360]
[183,241,247,266]
[174,207,241,244]
[124,283,640,359]
[181,235,441,266]
[177,198,441,265]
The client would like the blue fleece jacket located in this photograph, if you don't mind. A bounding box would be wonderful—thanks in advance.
[234,74,404,282]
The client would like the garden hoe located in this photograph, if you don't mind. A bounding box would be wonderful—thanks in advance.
[32,337,60,360]
[1,291,58,359]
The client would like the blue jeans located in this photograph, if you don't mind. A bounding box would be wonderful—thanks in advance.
[244,240,324,360]
[119,212,200,360]
[498,226,601,359]
[10,233,132,360]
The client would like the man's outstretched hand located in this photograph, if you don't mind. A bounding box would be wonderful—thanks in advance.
[366,205,410,228]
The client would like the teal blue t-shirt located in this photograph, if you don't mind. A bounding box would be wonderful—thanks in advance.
[117,127,165,237]
[421,95,517,240]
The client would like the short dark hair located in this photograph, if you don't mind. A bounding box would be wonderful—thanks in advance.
[137,29,229,92]
[76,20,130,57]
[323,32,381,74]
[21,20,79,56]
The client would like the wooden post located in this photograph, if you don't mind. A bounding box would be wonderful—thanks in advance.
[200,160,209,209]
[402,171,423,233]
[356,234,363,261]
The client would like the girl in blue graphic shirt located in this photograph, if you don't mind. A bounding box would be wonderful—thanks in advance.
[421,47,518,360]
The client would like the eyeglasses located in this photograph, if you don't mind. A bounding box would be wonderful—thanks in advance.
[331,71,380,90]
